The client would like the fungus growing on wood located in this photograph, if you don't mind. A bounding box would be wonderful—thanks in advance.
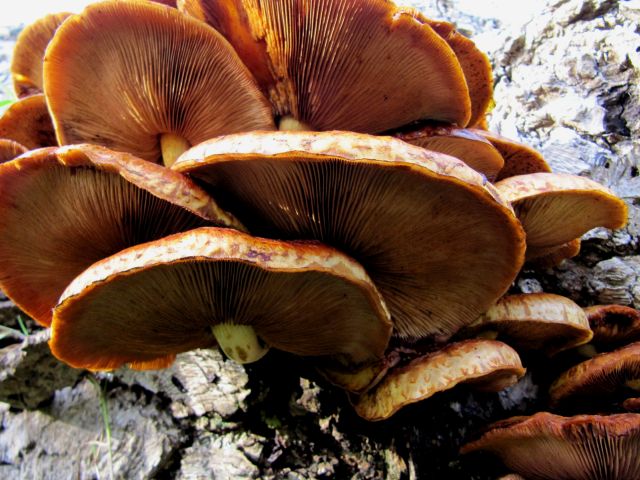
[495,172,628,263]
[178,0,471,132]
[549,342,640,409]
[0,144,240,326]
[393,124,504,180]
[459,293,592,356]
[461,412,640,480]
[174,130,526,340]
[0,139,27,163]
[0,94,56,149]
[10,12,71,98]
[44,1,274,166]
[353,339,525,421]
[50,227,392,370]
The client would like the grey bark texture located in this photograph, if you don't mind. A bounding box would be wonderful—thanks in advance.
[0,0,638,478]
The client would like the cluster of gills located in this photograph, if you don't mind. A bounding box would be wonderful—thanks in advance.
[0,1,636,477]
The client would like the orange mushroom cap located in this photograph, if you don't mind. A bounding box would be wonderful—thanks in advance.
[0,94,56,149]
[0,139,28,163]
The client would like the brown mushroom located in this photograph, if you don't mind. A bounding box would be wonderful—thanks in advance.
[50,227,392,370]
[174,130,526,340]
[459,293,593,356]
[0,139,27,163]
[549,342,640,409]
[0,94,56,149]
[353,339,525,421]
[623,398,640,412]
[0,144,240,326]
[461,412,640,480]
[525,239,582,269]
[44,1,274,166]
[393,123,504,180]
[495,173,627,263]
[10,12,71,98]
[584,304,640,351]
[178,0,471,131]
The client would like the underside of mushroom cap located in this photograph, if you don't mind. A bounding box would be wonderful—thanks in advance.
[353,339,525,421]
[174,130,526,340]
[393,123,504,180]
[51,227,392,371]
[525,239,582,268]
[0,94,56,149]
[0,144,239,326]
[461,412,640,480]
[0,139,28,163]
[11,12,71,98]
[549,342,640,409]
[584,305,640,350]
[496,172,628,250]
[178,0,471,131]
[44,1,274,165]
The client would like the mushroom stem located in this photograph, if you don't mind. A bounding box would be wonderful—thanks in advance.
[278,115,312,131]
[626,379,640,391]
[160,132,191,167]
[211,323,269,364]
[576,344,599,358]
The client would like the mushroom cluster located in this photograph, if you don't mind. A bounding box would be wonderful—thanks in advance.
[0,0,633,460]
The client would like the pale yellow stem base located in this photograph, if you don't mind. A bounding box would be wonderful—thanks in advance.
[278,116,312,131]
[211,323,269,364]
[160,132,191,168]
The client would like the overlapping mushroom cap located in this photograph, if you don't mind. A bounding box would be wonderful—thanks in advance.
[0,139,27,163]
[0,94,56,149]
[174,130,526,340]
[51,227,392,371]
[0,144,240,326]
[178,0,472,131]
[585,305,640,350]
[461,412,640,480]
[44,0,275,165]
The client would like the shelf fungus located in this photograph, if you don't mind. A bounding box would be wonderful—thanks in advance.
[179,0,472,132]
[174,131,526,340]
[10,12,71,98]
[549,342,640,410]
[44,1,274,166]
[458,293,593,356]
[0,144,240,326]
[353,339,525,421]
[50,227,392,371]
[461,412,640,480]
[495,172,628,264]
[0,94,56,149]
[392,124,504,180]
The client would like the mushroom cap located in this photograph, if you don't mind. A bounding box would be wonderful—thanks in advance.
[50,227,392,371]
[461,412,640,480]
[353,339,525,421]
[174,130,526,340]
[44,1,274,163]
[584,305,640,350]
[0,94,56,149]
[623,398,640,412]
[10,12,71,98]
[178,0,471,131]
[393,124,504,180]
[549,342,640,409]
[0,139,27,163]
[525,239,582,269]
[459,293,593,356]
[495,172,628,251]
[0,144,239,326]
[472,130,552,181]
[398,10,493,127]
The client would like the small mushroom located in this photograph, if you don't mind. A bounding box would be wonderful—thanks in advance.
[461,412,640,480]
[549,342,640,409]
[178,0,472,131]
[10,12,71,98]
[0,139,27,163]
[584,304,640,351]
[473,130,552,181]
[495,173,627,263]
[459,293,593,356]
[174,131,526,340]
[0,94,56,149]
[50,227,392,370]
[0,144,240,326]
[392,124,504,180]
[353,339,525,421]
[44,1,274,166]
[525,239,582,269]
